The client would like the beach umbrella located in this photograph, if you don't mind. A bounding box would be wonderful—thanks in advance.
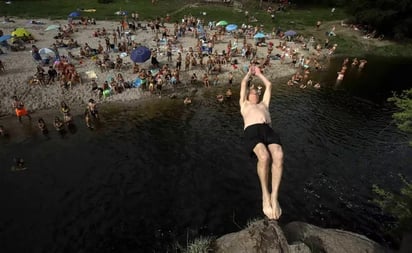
[68,11,81,18]
[253,33,266,39]
[0,34,12,43]
[225,24,238,32]
[284,30,297,36]
[11,28,31,38]
[130,46,151,63]
[39,47,56,60]
[216,20,228,26]
[45,24,60,31]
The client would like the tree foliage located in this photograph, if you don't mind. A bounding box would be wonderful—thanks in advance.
[372,89,412,243]
[388,88,412,145]
[97,0,114,3]
[286,0,412,39]
[372,176,412,235]
[345,0,412,40]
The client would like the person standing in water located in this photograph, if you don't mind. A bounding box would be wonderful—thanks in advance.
[12,96,31,123]
[239,65,283,220]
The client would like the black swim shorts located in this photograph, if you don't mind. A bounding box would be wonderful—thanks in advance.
[244,123,282,158]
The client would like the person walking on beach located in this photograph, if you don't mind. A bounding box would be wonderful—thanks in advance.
[239,65,283,220]
[12,96,31,123]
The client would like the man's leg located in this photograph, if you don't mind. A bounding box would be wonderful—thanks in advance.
[253,143,273,219]
[268,143,284,220]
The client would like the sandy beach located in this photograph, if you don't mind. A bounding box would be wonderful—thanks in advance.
[0,17,306,124]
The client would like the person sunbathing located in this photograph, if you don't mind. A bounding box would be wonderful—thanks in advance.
[132,63,140,74]
[67,39,79,49]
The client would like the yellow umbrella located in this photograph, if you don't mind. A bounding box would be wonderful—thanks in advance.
[11,28,31,38]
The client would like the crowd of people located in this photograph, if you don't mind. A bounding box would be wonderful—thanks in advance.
[0,97,100,140]
[1,4,364,141]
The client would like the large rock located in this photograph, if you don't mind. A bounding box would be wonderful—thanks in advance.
[283,221,390,253]
[213,219,290,253]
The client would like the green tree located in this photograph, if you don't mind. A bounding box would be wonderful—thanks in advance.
[372,176,412,235]
[372,88,412,246]
[388,88,412,145]
[347,0,412,39]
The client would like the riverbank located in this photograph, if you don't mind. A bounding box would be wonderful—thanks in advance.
[0,17,319,126]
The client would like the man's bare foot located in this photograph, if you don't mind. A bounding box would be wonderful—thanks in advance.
[263,199,274,219]
[271,199,282,220]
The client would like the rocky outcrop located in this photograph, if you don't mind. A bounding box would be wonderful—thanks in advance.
[213,219,290,253]
[283,221,390,253]
[212,219,391,253]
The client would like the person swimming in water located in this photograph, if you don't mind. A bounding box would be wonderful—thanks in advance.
[12,96,31,123]
[54,116,66,136]
[37,118,49,135]
[0,125,10,138]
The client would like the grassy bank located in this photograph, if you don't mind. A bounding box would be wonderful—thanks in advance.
[0,0,187,20]
[2,0,411,56]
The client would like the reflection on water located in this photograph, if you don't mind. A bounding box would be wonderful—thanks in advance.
[0,57,411,252]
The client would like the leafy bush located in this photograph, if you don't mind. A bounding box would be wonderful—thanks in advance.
[372,176,412,234]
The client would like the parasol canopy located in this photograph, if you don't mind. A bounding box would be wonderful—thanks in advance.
[130,46,151,63]
[0,34,12,43]
[39,47,56,60]
[225,24,238,32]
[216,20,228,26]
[253,33,266,39]
[284,30,297,36]
[68,11,81,18]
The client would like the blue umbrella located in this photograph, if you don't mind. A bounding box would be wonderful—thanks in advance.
[284,30,297,36]
[225,24,238,32]
[130,46,151,63]
[253,33,266,39]
[0,34,12,43]
[68,11,81,18]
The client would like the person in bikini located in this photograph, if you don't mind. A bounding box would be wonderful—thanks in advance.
[239,65,283,220]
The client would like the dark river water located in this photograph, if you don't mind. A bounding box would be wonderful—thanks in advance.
[0,56,411,252]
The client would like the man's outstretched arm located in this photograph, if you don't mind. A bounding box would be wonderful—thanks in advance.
[255,67,272,108]
[239,68,252,107]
